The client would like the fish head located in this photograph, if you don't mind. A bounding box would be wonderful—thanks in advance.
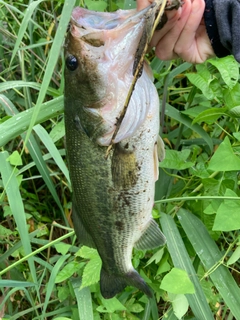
[64,6,152,108]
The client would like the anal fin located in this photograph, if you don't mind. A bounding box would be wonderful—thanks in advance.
[134,219,166,251]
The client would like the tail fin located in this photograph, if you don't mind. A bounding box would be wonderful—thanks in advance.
[100,268,153,299]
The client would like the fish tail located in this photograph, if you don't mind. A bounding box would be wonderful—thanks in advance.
[100,268,153,299]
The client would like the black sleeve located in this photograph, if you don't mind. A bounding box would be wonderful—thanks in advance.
[204,0,240,63]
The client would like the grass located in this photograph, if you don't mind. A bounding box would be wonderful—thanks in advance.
[0,0,240,319]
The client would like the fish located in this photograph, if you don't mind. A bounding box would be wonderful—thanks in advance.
[64,5,166,299]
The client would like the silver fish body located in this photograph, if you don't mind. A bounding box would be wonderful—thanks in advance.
[64,6,166,299]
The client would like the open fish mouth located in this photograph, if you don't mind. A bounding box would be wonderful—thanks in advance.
[70,6,152,31]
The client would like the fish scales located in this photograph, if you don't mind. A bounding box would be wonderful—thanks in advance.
[64,6,166,299]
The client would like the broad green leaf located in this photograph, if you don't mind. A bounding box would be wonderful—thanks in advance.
[181,105,210,118]
[186,66,215,100]
[146,248,164,266]
[81,255,102,289]
[76,246,102,289]
[227,245,240,266]
[0,225,13,236]
[223,82,240,109]
[227,105,240,118]
[55,261,82,283]
[127,303,144,313]
[213,189,240,231]
[97,297,126,313]
[208,56,239,89]
[76,246,99,259]
[159,149,194,170]
[160,213,214,319]
[233,132,240,141]
[177,209,240,319]
[54,243,72,255]
[160,268,195,294]
[169,293,189,320]
[204,199,221,215]
[192,107,227,125]
[49,119,65,142]
[208,136,240,171]
[6,150,22,166]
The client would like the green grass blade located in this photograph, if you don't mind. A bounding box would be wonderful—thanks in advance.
[0,151,37,285]
[142,297,159,320]
[160,213,214,319]
[26,135,65,215]
[0,95,65,215]
[71,278,94,320]
[0,94,63,147]
[10,0,44,64]
[168,62,192,83]
[0,80,59,97]
[165,103,213,152]
[41,254,70,319]
[0,287,34,312]
[24,0,75,146]
[177,209,240,320]
[33,124,70,184]
[0,280,35,287]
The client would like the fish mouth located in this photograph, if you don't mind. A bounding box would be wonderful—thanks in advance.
[70,5,153,34]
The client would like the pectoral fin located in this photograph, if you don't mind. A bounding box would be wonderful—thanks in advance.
[134,219,166,250]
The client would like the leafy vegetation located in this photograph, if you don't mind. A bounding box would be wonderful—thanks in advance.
[0,0,240,319]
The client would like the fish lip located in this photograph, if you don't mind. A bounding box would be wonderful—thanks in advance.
[70,4,154,32]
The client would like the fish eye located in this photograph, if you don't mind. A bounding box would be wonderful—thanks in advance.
[66,55,78,71]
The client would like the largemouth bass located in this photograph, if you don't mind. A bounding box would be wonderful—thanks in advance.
[64,5,166,299]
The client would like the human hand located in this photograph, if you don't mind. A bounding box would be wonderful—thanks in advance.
[137,0,215,64]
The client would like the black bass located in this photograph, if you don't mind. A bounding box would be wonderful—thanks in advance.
[64,6,166,299]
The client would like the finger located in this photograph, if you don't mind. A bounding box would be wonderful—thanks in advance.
[174,0,206,60]
[153,0,192,60]
[150,6,182,46]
